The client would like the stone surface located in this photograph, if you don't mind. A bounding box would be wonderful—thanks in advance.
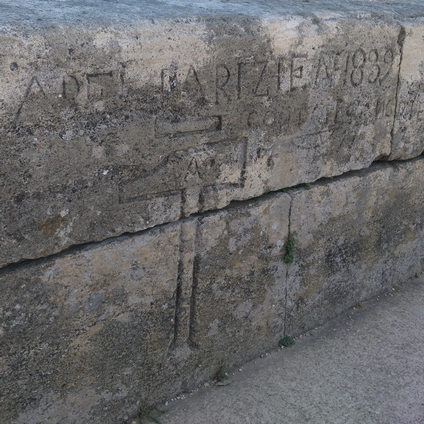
[2,153,424,422]
[159,277,424,424]
[286,157,424,334]
[192,193,290,365]
[0,224,181,423]
[0,2,403,267]
[2,1,424,422]
[391,19,424,159]
[0,193,290,423]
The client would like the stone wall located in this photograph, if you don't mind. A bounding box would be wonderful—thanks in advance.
[2,1,424,422]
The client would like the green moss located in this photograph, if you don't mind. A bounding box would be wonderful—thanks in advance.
[279,335,295,347]
[214,366,227,383]
[283,232,296,264]
[138,401,165,424]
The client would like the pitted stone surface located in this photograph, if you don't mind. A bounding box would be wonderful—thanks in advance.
[0,1,405,268]
[192,194,290,362]
[0,193,290,423]
[0,224,181,423]
[391,19,424,159]
[2,1,424,422]
[4,157,424,423]
[159,278,424,424]
[286,157,424,334]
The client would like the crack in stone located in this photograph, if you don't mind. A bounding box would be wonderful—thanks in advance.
[389,25,406,157]
[2,155,424,275]
[283,191,294,337]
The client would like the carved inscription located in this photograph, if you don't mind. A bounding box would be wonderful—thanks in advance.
[13,70,122,122]
[215,64,231,103]
[392,80,424,159]
[10,43,396,134]
[1,21,404,273]
[87,72,116,100]
[211,47,396,105]
[161,65,204,97]
[155,116,222,138]
[238,60,273,98]
[397,84,424,123]
[118,138,247,204]
[173,220,197,347]
[13,76,46,126]
[289,54,309,90]
[62,75,80,100]
[7,41,398,220]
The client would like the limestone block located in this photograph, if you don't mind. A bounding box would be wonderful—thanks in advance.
[0,191,291,423]
[193,193,290,366]
[0,12,401,267]
[286,158,424,334]
[391,20,424,159]
[0,224,181,423]
[3,156,424,422]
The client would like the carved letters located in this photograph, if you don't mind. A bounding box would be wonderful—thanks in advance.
[211,47,395,105]
[12,44,395,129]
[9,43,398,212]
[397,85,424,122]
[13,76,46,126]
[86,71,115,100]
[62,75,80,100]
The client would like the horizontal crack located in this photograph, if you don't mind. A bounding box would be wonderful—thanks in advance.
[1,154,423,275]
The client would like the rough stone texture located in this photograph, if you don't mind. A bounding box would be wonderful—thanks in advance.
[192,194,290,364]
[159,277,424,424]
[0,193,290,423]
[0,224,181,423]
[391,19,424,159]
[286,158,424,334]
[3,1,424,422]
[4,157,424,422]
[0,3,402,267]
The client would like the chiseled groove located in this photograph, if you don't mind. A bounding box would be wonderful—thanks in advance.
[180,188,187,219]
[172,233,185,345]
[187,256,199,348]
[172,219,196,347]
[0,26,414,273]
[1,154,423,275]
[283,191,294,337]
[188,221,200,348]
[388,25,406,157]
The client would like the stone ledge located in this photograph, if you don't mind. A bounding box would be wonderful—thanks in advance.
[3,2,424,421]
[2,157,424,423]
[2,1,418,267]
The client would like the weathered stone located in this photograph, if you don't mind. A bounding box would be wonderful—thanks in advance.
[391,19,424,159]
[0,224,180,423]
[193,193,290,365]
[0,4,402,267]
[3,1,424,422]
[0,192,290,423]
[286,158,424,334]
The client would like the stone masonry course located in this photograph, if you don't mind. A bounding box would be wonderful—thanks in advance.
[2,1,424,422]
